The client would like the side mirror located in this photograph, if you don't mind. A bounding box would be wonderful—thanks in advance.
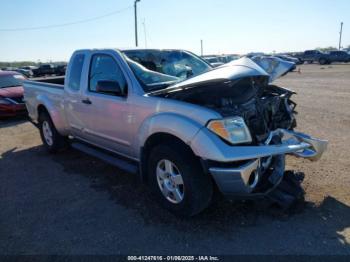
[96,80,123,96]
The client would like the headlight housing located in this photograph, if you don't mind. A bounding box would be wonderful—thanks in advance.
[207,116,252,145]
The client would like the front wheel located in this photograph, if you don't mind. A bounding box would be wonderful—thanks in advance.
[39,112,68,153]
[147,142,213,216]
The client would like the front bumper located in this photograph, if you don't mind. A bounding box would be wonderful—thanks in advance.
[199,129,327,196]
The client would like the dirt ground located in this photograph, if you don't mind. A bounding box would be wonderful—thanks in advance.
[0,64,349,255]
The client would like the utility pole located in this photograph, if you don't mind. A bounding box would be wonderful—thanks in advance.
[134,0,141,47]
[339,22,343,50]
[200,39,203,56]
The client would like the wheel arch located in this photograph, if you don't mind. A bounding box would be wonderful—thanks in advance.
[37,104,49,118]
[36,99,67,135]
[136,112,205,182]
[140,132,199,183]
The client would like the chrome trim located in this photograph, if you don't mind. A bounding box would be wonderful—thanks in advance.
[209,159,260,194]
[267,129,328,161]
[208,155,286,195]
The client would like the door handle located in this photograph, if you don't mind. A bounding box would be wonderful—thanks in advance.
[82,98,92,105]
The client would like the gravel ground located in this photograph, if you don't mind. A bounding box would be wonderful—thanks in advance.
[0,64,349,255]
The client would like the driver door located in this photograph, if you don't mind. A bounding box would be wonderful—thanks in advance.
[80,53,134,157]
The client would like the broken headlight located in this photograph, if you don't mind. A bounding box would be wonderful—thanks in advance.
[207,116,252,145]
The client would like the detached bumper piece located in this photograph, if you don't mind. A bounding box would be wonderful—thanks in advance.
[207,129,327,208]
[274,129,328,161]
[266,170,305,209]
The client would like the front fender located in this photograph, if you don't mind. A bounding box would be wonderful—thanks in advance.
[136,112,204,158]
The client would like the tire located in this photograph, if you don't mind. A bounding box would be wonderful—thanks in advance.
[319,58,327,65]
[39,112,68,153]
[147,142,213,217]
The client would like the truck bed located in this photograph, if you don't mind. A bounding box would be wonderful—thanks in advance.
[23,76,65,124]
[30,76,65,86]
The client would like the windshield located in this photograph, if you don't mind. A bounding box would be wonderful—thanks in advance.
[122,50,211,92]
[0,74,25,88]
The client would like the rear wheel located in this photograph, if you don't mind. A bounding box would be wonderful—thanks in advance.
[147,142,213,216]
[39,112,68,153]
[319,58,327,65]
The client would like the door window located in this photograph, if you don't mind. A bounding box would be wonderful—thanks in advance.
[68,54,85,91]
[89,54,128,96]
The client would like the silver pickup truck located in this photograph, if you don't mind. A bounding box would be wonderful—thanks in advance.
[24,49,327,216]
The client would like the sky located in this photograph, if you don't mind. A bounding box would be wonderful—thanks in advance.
[0,0,349,62]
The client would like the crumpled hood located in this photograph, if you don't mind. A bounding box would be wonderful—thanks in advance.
[247,56,295,82]
[150,57,294,95]
[173,57,268,88]
[182,56,295,86]
[0,86,24,98]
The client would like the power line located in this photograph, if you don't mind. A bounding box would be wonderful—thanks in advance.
[0,6,132,32]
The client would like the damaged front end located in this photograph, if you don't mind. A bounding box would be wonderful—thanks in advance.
[206,129,327,195]
[152,57,328,207]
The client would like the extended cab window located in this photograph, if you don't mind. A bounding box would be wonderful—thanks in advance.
[89,54,127,96]
[68,54,85,91]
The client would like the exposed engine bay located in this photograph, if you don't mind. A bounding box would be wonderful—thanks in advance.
[124,50,298,145]
[158,76,297,144]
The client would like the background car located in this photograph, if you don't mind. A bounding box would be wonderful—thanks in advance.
[217,54,240,64]
[32,64,56,77]
[298,50,331,65]
[275,54,303,65]
[14,68,33,78]
[327,50,350,63]
[54,64,67,76]
[20,66,38,77]
[202,56,224,67]
[245,52,265,58]
[0,71,27,118]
